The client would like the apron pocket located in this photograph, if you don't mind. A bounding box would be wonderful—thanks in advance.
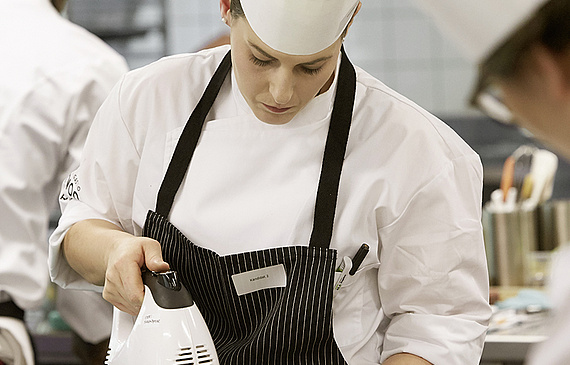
[332,263,381,347]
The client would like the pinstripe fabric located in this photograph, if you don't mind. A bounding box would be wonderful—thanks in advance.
[144,210,346,364]
[142,48,357,364]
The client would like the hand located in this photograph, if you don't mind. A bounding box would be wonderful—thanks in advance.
[103,235,170,315]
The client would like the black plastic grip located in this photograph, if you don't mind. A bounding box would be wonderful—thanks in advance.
[142,270,194,309]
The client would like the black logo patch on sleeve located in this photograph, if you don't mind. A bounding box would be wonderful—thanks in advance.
[60,173,81,201]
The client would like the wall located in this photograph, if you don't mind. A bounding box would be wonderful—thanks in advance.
[67,0,477,116]
[165,0,477,116]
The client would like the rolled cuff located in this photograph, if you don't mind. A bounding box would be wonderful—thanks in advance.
[48,201,113,292]
[381,313,488,364]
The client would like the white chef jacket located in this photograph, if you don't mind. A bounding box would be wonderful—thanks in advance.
[0,0,128,321]
[526,246,570,365]
[49,45,491,364]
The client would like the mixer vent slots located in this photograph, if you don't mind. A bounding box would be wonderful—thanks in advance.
[177,344,214,364]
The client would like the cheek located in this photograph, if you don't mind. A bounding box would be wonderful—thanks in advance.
[235,63,265,100]
[296,83,320,104]
[503,84,549,129]
[297,72,335,102]
[501,89,566,149]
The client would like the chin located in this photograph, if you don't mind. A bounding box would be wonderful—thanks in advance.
[254,109,295,125]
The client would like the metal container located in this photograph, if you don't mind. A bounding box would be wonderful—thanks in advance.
[538,199,570,250]
[483,199,570,286]
[483,205,539,286]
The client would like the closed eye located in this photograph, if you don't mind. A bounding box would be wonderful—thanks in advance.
[250,54,324,76]
[250,55,273,67]
[300,66,323,76]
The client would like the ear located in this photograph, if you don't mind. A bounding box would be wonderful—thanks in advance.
[220,0,231,23]
[532,45,570,102]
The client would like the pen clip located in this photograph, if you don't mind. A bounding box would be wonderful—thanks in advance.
[349,243,369,276]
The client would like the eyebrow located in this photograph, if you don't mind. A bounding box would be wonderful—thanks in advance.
[248,41,333,66]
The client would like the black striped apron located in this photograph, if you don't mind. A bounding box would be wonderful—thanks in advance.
[143,48,356,364]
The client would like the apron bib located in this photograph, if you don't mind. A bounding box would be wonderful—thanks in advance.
[143,49,356,364]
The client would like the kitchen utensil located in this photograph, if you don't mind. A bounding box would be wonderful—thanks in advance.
[522,149,558,210]
[106,270,218,365]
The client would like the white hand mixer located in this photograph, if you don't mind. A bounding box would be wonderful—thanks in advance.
[106,270,219,365]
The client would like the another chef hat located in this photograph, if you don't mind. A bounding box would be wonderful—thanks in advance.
[415,0,549,62]
[240,0,360,55]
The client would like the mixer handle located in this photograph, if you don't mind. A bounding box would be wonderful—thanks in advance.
[142,270,194,309]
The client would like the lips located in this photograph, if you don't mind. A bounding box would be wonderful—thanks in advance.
[263,103,292,114]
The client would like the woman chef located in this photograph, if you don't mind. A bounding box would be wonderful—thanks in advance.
[48,0,491,363]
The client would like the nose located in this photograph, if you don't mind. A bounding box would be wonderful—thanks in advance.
[269,68,294,106]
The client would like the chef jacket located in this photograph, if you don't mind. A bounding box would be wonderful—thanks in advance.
[49,45,491,364]
[0,0,128,336]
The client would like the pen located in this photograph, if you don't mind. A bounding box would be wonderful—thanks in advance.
[349,243,369,275]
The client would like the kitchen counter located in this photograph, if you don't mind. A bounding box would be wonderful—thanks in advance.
[481,286,550,365]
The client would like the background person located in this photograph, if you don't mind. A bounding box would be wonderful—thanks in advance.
[415,0,570,364]
[49,0,491,363]
[0,0,128,363]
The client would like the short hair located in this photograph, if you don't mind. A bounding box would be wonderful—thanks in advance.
[469,0,570,107]
[482,0,570,79]
[230,0,245,18]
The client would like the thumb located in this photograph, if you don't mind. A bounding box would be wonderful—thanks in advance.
[142,239,170,272]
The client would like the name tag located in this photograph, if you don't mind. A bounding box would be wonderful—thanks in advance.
[231,264,287,296]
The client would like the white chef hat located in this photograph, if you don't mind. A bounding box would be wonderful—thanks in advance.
[415,0,549,62]
[239,0,360,55]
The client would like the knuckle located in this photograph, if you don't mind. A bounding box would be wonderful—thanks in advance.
[127,292,142,305]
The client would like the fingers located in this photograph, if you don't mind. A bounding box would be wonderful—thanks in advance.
[103,259,145,316]
[103,237,169,316]
[143,240,170,273]
[103,283,141,316]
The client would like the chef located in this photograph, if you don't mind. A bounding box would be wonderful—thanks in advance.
[0,0,128,363]
[49,0,491,363]
[414,1,570,364]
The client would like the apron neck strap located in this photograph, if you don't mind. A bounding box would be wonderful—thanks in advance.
[156,51,232,216]
[309,49,356,248]
[155,48,357,250]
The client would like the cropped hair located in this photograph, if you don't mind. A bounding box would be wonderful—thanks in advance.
[470,0,570,106]
[230,0,245,18]
[482,0,570,79]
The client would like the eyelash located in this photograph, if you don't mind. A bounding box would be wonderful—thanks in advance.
[249,55,323,76]
[302,66,323,76]
[250,55,272,67]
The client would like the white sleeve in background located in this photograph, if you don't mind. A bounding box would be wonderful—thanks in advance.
[0,77,62,309]
[0,68,127,309]
[56,287,113,344]
[378,154,491,365]
[1,0,128,310]
[49,76,141,291]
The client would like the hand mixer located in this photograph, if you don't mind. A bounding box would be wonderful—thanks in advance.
[106,270,219,364]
